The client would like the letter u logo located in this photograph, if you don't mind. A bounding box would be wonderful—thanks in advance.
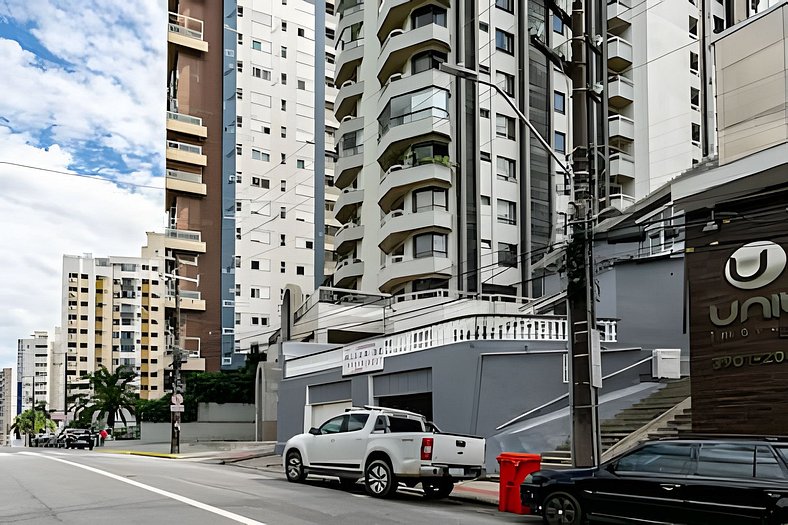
[725,242,786,290]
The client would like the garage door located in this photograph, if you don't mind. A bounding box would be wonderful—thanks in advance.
[311,401,352,428]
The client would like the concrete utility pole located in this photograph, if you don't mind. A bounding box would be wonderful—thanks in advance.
[171,265,182,455]
[567,0,603,468]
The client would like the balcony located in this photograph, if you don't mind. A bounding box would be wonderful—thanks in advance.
[379,208,453,253]
[334,257,364,288]
[609,152,635,180]
[335,80,365,121]
[377,0,450,42]
[607,0,632,29]
[379,161,452,212]
[335,116,365,189]
[608,75,634,109]
[609,115,635,143]
[165,290,206,311]
[378,68,452,117]
[608,193,636,211]
[163,227,206,253]
[335,40,364,86]
[168,12,208,53]
[378,24,451,84]
[166,140,207,166]
[334,222,364,255]
[378,111,451,163]
[336,4,365,55]
[334,188,364,223]
[166,111,207,138]
[379,255,453,292]
[608,36,633,71]
[166,168,206,195]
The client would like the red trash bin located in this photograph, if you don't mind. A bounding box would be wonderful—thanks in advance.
[496,452,542,514]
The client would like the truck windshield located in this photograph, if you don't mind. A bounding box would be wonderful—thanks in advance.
[388,416,423,432]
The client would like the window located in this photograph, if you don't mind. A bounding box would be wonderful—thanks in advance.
[497,71,515,97]
[281,153,287,164]
[238,5,243,16]
[388,416,424,432]
[281,99,287,111]
[553,14,564,34]
[689,16,698,37]
[496,114,515,139]
[281,46,287,58]
[481,195,490,205]
[319,416,345,434]
[481,239,492,249]
[236,201,242,212]
[236,116,243,128]
[281,126,287,138]
[326,27,335,39]
[237,61,243,73]
[296,266,305,275]
[280,180,287,191]
[497,156,516,181]
[761,447,788,479]
[497,199,516,224]
[236,144,243,156]
[297,79,306,90]
[554,131,566,153]
[252,149,270,161]
[251,287,261,298]
[713,15,724,33]
[479,64,490,75]
[480,22,489,32]
[252,67,270,80]
[327,53,335,64]
[263,126,270,134]
[280,261,286,273]
[297,159,305,169]
[495,0,513,12]
[298,28,305,37]
[280,234,286,246]
[691,123,701,144]
[378,87,450,134]
[554,91,565,114]
[280,207,287,219]
[281,73,287,85]
[498,243,518,267]
[347,414,369,432]
[411,5,447,29]
[281,20,287,31]
[697,444,755,479]
[413,187,448,212]
[251,260,260,270]
[495,29,514,54]
[251,39,262,51]
[480,151,491,162]
[616,443,694,475]
[690,87,700,109]
[237,33,243,44]
[411,50,447,74]
[690,51,699,74]
[415,233,448,258]
[480,108,490,119]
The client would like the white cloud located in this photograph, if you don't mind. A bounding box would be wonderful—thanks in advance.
[0,129,163,370]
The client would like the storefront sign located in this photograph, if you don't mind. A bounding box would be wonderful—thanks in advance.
[342,340,384,375]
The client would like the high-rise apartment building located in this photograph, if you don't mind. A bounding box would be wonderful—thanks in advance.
[1,368,13,445]
[232,0,338,357]
[16,331,49,416]
[60,255,167,401]
[330,0,572,297]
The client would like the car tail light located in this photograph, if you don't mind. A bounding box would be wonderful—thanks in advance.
[421,437,433,461]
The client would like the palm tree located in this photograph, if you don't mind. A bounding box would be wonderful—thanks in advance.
[11,406,55,445]
[70,365,138,430]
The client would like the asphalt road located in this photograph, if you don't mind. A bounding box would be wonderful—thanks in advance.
[0,448,537,524]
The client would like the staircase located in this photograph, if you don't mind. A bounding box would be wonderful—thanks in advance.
[540,378,691,469]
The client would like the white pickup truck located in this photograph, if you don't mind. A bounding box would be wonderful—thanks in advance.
[283,406,485,499]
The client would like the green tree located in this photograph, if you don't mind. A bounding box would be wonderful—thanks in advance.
[11,406,56,444]
[70,365,138,429]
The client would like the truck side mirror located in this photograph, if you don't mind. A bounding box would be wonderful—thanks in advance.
[308,427,321,436]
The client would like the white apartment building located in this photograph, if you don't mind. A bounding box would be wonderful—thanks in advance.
[60,254,167,402]
[16,331,49,416]
[232,0,339,356]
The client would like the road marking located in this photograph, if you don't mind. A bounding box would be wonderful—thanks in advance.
[0,452,13,457]
[20,452,267,525]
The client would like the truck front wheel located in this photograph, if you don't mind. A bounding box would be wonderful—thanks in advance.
[423,479,454,499]
[365,459,397,498]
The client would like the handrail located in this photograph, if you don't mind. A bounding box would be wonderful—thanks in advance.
[495,355,653,430]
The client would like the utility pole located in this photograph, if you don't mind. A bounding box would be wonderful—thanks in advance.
[567,0,602,468]
[170,265,183,455]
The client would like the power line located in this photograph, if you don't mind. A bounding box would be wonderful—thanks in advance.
[0,161,164,191]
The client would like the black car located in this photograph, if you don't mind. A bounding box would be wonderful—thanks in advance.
[521,438,788,525]
[65,428,95,450]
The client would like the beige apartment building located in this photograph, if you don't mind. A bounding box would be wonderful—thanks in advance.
[0,368,12,446]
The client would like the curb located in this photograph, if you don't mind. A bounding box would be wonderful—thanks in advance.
[98,450,180,459]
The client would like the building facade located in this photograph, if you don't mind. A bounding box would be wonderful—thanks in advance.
[16,331,49,416]
[1,368,12,445]
[61,254,168,402]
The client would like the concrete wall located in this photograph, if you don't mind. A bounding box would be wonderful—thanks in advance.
[198,403,254,422]
[142,422,255,442]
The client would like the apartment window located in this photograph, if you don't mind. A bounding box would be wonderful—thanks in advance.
[480,151,491,162]
[690,87,700,109]
[261,178,270,189]
[326,27,335,40]
[298,28,305,37]
[481,239,492,249]
[692,123,701,144]
[280,207,287,219]
[280,180,287,191]
[251,260,260,270]
[281,73,287,85]
[497,71,515,97]
[306,240,314,249]
[498,243,518,267]
[236,227,242,240]
[497,156,516,181]
[252,67,270,80]
[252,149,270,161]
[497,199,517,224]
[495,0,513,13]
[236,87,243,100]
[553,14,564,34]
[281,100,287,111]
[480,108,490,119]
[327,53,335,64]
[281,126,287,138]
[413,187,448,212]
[414,233,448,258]
[236,116,243,128]
[480,22,489,32]
[281,46,287,58]
[237,61,243,73]
[281,20,287,31]
[297,159,305,169]
[554,91,565,114]
[281,153,287,164]
[297,79,306,90]
[495,29,514,54]
[690,51,699,74]
[263,126,271,134]
[238,5,243,16]
[235,313,241,325]
[479,64,490,75]
[251,40,262,51]
[236,201,243,212]
[280,234,286,246]
[280,261,286,273]
[237,33,243,45]
[251,287,261,298]
[296,266,305,275]
[481,195,491,206]
[411,5,447,28]
[236,144,243,156]
[689,16,698,37]
[378,87,450,134]
[411,50,447,74]
[554,131,566,153]
[713,15,724,33]
[496,114,515,139]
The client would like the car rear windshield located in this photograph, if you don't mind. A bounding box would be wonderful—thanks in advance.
[388,416,424,432]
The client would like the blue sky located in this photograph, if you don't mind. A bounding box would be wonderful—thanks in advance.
[0,0,167,372]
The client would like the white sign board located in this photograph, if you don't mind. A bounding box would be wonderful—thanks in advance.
[170,405,185,413]
[342,340,385,376]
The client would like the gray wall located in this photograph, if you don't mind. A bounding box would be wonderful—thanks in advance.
[198,403,254,423]
[142,422,255,442]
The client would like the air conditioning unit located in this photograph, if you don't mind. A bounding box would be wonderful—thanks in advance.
[341,80,354,88]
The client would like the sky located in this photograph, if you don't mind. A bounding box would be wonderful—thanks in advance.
[0,0,167,372]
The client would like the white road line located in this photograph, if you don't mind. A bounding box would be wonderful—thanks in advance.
[20,452,267,525]
[0,452,13,457]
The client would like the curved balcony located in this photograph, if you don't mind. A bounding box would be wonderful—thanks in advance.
[335,116,365,189]
[379,161,452,213]
[336,6,365,52]
[378,68,452,117]
[334,222,364,255]
[335,40,364,86]
[334,188,364,223]
[335,80,365,121]
[334,257,364,288]
[377,0,450,42]
[379,208,453,253]
[378,112,451,163]
[379,255,453,292]
[608,36,633,72]
[378,24,451,84]
[608,75,634,109]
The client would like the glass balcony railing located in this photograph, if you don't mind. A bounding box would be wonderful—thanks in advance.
[164,228,201,242]
[166,169,203,184]
[166,140,202,155]
[168,12,204,41]
[167,111,203,127]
